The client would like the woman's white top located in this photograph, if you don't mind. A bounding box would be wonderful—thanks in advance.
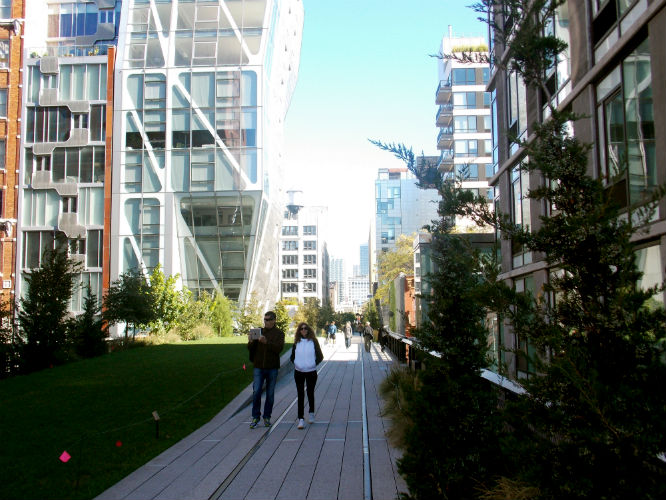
[294,339,317,372]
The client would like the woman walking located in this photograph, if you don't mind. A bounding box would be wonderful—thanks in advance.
[343,321,353,349]
[290,322,324,429]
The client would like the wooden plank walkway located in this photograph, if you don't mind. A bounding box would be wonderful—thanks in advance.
[96,336,408,500]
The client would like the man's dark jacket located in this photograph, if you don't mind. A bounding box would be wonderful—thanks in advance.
[248,326,285,369]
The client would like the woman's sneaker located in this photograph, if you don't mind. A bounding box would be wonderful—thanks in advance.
[308,412,315,424]
[263,417,272,427]
[249,417,259,429]
[297,419,305,429]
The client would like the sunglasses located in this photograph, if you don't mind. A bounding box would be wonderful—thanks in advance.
[264,317,274,321]
[299,327,308,331]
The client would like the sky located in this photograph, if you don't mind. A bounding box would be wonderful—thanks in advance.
[283,0,487,269]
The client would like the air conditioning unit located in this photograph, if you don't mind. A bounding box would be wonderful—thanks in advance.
[2,280,11,289]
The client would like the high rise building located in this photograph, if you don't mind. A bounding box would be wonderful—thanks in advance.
[17,1,304,316]
[488,0,666,378]
[359,242,368,276]
[0,1,24,305]
[279,189,329,304]
[374,165,439,254]
[436,31,493,231]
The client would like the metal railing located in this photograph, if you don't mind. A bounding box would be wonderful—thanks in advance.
[380,326,523,395]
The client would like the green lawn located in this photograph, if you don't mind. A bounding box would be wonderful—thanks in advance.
[0,337,292,500]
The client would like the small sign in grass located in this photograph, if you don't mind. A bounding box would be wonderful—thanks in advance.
[0,337,292,500]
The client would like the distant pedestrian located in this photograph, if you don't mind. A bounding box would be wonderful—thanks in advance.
[363,322,374,353]
[343,321,353,349]
[247,311,285,429]
[324,321,330,345]
[290,322,323,429]
[379,325,389,352]
[327,321,337,346]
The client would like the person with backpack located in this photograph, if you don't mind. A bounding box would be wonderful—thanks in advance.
[327,321,337,346]
[363,322,374,353]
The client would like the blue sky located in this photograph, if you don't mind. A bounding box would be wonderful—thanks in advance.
[284,0,486,268]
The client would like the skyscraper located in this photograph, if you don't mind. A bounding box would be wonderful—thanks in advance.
[359,242,368,276]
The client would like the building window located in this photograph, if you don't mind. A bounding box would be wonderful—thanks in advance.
[282,269,298,279]
[282,282,298,293]
[62,196,78,213]
[304,283,317,293]
[282,226,298,236]
[455,139,478,157]
[506,71,527,153]
[282,240,298,251]
[0,88,7,118]
[303,254,316,265]
[452,67,476,85]
[0,40,8,70]
[454,115,477,132]
[387,186,400,198]
[303,240,316,250]
[303,269,316,279]
[282,255,297,265]
[303,225,316,235]
[596,38,654,208]
[453,92,477,109]
[0,1,10,19]
[511,165,532,269]
[0,138,5,170]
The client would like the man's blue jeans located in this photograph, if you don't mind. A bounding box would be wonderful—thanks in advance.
[252,367,278,419]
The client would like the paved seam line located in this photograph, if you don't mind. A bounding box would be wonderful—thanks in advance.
[361,346,372,500]
[208,355,334,500]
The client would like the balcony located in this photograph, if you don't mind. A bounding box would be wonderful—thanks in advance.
[435,102,453,126]
[437,127,454,149]
[437,150,454,170]
[435,79,452,104]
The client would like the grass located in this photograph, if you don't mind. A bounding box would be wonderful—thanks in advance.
[0,336,292,500]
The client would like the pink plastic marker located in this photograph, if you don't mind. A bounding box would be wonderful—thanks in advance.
[59,451,71,463]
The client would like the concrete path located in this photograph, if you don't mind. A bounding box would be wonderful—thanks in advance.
[96,336,408,500]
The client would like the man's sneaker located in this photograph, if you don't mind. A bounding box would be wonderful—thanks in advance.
[263,417,272,427]
[249,417,259,429]
[308,412,315,424]
[297,418,305,429]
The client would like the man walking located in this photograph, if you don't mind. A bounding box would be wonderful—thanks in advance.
[363,321,374,353]
[327,321,337,346]
[248,311,285,428]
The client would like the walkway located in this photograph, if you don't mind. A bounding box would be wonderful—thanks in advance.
[96,336,408,500]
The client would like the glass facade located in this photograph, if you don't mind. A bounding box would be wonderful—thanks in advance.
[113,0,302,303]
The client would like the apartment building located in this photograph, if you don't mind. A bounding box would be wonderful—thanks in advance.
[0,1,23,305]
[488,0,666,378]
[279,190,329,305]
[18,0,120,311]
[436,32,494,231]
[17,0,304,316]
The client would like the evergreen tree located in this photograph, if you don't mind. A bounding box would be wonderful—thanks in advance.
[18,247,82,372]
[70,290,107,358]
